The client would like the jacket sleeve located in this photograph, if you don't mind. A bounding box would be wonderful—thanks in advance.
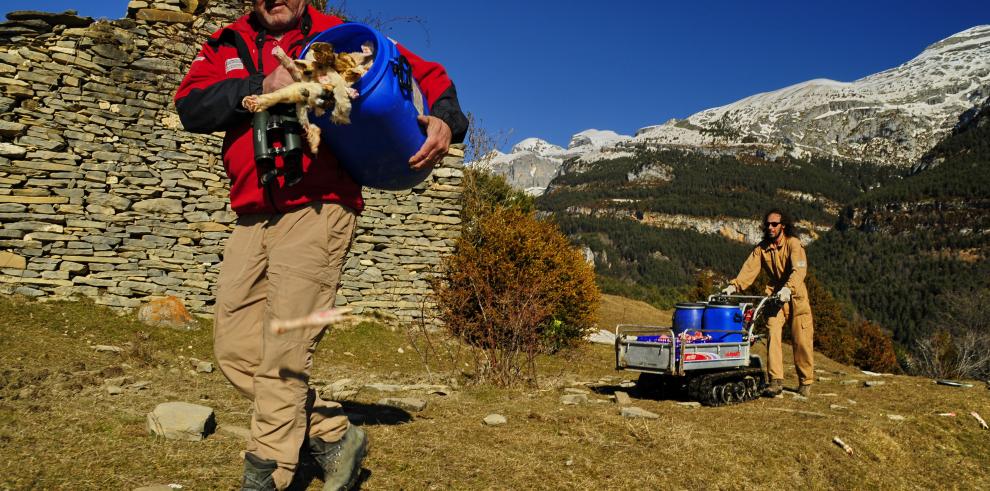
[730,247,763,291]
[396,43,469,144]
[784,238,809,292]
[174,41,265,134]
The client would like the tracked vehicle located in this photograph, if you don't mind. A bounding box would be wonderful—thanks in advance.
[615,295,778,406]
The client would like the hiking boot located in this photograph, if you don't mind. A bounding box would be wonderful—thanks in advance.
[762,379,783,397]
[797,384,812,398]
[309,425,368,491]
[242,452,278,491]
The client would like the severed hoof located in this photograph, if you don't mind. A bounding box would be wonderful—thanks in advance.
[242,95,262,113]
[305,125,321,154]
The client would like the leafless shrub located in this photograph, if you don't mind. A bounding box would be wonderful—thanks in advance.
[404,300,465,383]
[908,288,990,379]
[910,329,990,380]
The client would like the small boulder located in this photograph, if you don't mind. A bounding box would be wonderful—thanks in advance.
[138,296,197,330]
[614,391,633,406]
[483,414,507,426]
[147,402,216,441]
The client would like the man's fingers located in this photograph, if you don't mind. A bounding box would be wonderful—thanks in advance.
[410,143,441,170]
[409,116,451,169]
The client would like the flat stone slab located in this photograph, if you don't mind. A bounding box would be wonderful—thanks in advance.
[560,394,588,405]
[378,397,427,412]
[483,414,507,426]
[217,425,251,441]
[621,407,659,419]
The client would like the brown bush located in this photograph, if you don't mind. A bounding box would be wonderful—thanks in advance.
[433,207,600,385]
[806,274,856,364]
[852,320,900,373]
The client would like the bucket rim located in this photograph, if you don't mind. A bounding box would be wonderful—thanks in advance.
[301,22,392,100]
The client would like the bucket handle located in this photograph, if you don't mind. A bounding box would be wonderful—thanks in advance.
[391,55,414,97]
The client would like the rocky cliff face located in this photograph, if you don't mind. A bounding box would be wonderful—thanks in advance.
[472,129,631,195]
[636,25,990,167]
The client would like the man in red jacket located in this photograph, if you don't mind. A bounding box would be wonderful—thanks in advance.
[174,1,467,489]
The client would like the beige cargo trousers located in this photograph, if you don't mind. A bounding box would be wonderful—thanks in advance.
[214,203,356,483]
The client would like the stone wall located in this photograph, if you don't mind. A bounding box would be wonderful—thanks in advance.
[0,1,465,323]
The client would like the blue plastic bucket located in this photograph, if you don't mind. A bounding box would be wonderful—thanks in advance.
[702,304,744,343]
[672,302,705,334]
[301,23,430,190]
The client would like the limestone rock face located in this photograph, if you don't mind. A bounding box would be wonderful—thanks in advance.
[635,26,990,167]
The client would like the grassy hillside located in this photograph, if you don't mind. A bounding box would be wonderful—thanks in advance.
[2,296,989,489]
[555,214,750,307]
[538,148,895,224]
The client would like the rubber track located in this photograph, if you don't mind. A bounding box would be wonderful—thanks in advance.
[687,368,767,407]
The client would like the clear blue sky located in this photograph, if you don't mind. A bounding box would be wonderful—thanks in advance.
[3,1,989,150]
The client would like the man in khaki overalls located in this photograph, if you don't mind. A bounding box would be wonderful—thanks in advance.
[721,209,814,397]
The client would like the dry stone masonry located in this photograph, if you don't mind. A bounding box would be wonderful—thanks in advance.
[0,0,465,323]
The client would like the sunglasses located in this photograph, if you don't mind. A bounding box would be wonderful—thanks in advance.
[764,221,781,227]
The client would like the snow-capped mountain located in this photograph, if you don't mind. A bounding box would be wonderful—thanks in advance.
[473,25,990,190]
[472,130,631,195]
[635,25,990,166]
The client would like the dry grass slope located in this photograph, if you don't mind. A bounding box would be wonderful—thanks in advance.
[0,295,988,490]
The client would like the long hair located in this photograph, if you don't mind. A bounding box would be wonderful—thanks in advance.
[763,208,795,237]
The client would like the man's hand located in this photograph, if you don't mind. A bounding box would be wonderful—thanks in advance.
[409,115,451,171]
[777,286,792,303]
[262,64,295,93]
[721,284,737,296]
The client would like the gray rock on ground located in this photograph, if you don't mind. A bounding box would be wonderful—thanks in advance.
[378,397,427,412]
[560,394,588,405]
[614,391,632,406]
[218,424,251,441]
[483,414,507,426]
[621,407,660,419]
[147,401,216,441]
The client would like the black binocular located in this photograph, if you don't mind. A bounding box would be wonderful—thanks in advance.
[253,105,305,188]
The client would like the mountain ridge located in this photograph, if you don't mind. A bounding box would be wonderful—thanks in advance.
[474,25,990,192]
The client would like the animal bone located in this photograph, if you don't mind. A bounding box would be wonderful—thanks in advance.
[972,411,989,430]
[270,307,353,335]
[832,436,854,455]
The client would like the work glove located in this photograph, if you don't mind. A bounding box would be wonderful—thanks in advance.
[721,284,737,296]
[777,286,792,303]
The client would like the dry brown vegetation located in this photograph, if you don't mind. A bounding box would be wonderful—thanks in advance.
[1,295,989,490]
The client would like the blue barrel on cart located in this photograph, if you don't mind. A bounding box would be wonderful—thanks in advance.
[702,304,744,343]
[672,302,705,334]
[301,23,430,190]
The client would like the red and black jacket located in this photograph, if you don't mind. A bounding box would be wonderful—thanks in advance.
[174,5,468,215]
